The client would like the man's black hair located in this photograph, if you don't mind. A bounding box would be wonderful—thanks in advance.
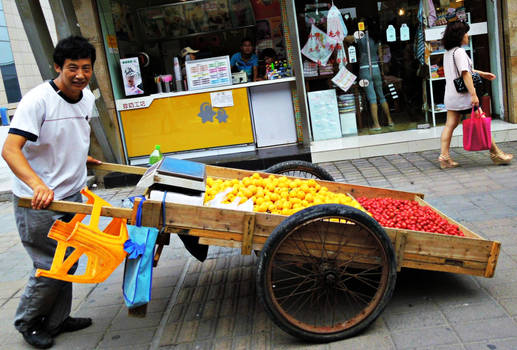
[53,36,96,68]
[442,21,470,50]
[241,37,254,46]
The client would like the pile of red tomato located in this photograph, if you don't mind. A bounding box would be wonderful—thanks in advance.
[356,197,464,237]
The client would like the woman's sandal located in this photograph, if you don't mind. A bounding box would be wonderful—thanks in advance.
[438,154,459,169]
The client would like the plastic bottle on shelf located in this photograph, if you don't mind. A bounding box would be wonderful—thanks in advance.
[149,145,163,165]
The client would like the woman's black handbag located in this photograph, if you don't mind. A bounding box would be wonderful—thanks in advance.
[452,48,484,96]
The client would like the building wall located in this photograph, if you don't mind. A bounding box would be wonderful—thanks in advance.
[0,0,56,111]
[504,0,517,123]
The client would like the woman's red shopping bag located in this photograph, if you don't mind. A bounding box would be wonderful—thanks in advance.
[463,107,491,151]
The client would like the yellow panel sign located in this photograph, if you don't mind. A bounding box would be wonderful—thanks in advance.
[120,88,254,157]
[358,22,365,31]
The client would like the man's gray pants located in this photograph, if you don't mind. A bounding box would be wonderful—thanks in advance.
[13,192,82,333]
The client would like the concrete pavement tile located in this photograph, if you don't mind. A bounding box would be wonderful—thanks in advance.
[0,337,31,350]
[0,279,25,298]
[191,339,212,350]
[177,287,194,304]
[465,338,517,350]
[391,326,459,349]
[485,282,517,299]
[52,331,104,349]
[499,298,517,316]
[383,309,447,331]
[214,317,233,338]
[151,285,175,300]
[109,311,162,331]
[251,332,271,350]
[75,303,122,320]
[83,290,124,307]
[159,322,180,346]
[97,327,156,347]
[195,318,216,340]
[383,294,440,315]
[329,334,395,350]
[213,338,232,350]
[412,345,466,350]
[177,320,199,343]
[99,345,149,350]
[251,310,271,334]
[191,286,208,303]
[232,312,251,337]
[232,335,250,350]
[166,303,187,324]
[442,301,507,324]
[452,317,517,342]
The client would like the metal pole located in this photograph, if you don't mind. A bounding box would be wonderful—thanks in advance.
[285,0,312,146]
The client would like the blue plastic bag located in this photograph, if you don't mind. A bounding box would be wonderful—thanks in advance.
[122,197,159,308]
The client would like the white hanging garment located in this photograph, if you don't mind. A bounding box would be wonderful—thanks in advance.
[301,25,338,66]
[326,4,348,42]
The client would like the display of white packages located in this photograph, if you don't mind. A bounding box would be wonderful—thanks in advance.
[307,89,342,141]
[332,66,356,92]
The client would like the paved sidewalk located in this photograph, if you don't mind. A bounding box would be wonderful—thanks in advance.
[0,142,517,349]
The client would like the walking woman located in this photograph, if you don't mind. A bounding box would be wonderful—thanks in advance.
[439,21,512,168]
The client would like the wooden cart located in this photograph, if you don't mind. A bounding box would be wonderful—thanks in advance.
[21,162,500,343]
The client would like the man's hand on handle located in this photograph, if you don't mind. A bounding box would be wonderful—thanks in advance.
[87,156,102,165]
[32,183,54,210]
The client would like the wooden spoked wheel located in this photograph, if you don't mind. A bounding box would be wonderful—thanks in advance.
[265,160,335,181]
[257,204,397,342]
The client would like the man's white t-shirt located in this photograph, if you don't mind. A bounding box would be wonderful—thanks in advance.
[9,81,94,200]
[444,47,473,111]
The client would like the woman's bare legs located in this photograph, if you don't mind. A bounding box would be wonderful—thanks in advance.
[439,110,461,168]
[440,110,461,156]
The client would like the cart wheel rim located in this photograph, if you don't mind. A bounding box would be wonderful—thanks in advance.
[265,214,391,335]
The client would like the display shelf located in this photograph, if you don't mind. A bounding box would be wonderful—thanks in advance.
[304,75,334,81]
[430,77,446,81]
[430,46,471,55]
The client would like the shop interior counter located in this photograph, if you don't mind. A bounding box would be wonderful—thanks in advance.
[115,77,297,163]
[115,77,296,111]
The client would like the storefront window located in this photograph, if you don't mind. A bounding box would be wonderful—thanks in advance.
[295,0,498,140]
[107,0,289,97]
[0,6,22,104]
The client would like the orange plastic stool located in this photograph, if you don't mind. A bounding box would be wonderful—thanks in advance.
[36,188,128,283]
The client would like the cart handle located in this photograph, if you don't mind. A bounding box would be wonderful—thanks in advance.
[17,197,133,219]
[87,162,147,175]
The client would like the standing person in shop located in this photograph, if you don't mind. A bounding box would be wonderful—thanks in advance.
[439,21,512,168]
[1,36,101,349]
[230,38,258,82]
[345,19,395,131]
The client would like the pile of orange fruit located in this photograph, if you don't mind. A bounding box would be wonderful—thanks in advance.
[205,173,368,216]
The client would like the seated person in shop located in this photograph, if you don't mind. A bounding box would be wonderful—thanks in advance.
[257,48,276,81]
[230,38,258,82]
[180,46,199,80]
[345,19,394,131]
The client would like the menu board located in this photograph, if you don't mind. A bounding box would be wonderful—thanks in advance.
[185,56,232,91]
